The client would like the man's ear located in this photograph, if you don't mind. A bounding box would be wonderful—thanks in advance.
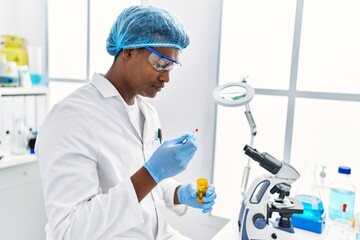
[122,49,133,59]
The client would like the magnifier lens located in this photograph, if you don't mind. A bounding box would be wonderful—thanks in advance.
[219,86,248,101]
[213,81,255,107]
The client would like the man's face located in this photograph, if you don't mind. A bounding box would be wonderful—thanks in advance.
[123,47,180,99]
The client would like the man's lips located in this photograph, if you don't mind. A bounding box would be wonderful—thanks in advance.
[153,83,164,91]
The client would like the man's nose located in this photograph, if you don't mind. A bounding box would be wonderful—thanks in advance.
[159,71,170,83]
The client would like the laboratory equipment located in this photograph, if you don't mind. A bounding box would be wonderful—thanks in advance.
[0,35,28,66]
[292,163,326,233]
[326,218,352,240]
[213,77,254,107]
[0,53,5,62]
[328,166,356,220]
[17,65,32,87]
[213,77,257,197]
[197,178,208,203]
[238,145,304,240]
[28,131,37,154]
[177,182,216,214]
[356,212,360,240]
[27,46,42,85]
[182,129,198,144]
[0,61,19,87]
[11,118,29,154]
[292,194,325,233]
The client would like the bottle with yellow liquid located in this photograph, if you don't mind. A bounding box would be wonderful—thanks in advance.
[0,35,28,66]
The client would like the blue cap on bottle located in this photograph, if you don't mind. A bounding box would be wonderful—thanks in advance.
[338,166,351,174]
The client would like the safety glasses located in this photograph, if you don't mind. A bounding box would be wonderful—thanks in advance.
[145,46,181,72]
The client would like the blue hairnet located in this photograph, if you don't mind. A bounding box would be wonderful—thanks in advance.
[106,5,190,56]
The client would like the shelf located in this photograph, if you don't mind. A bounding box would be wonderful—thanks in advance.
[0,86,48,96]
[0,153,37,169]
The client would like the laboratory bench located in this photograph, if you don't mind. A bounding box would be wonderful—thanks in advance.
[212,215,357,240]
[0,153,47,240]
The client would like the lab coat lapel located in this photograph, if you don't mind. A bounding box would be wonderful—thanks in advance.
[137,97,153,147]
[137,97,167,239]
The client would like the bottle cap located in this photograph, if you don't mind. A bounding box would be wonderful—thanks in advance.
[338,166,351,175]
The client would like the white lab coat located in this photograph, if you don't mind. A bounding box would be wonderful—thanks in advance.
[36,73,189,240]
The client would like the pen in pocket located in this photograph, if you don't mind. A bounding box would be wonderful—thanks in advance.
[157,128,163,144]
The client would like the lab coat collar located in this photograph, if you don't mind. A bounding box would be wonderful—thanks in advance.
[90,73,148,108]
[90,73,156,143]
[90,72,120,98]
[90,72,142,141]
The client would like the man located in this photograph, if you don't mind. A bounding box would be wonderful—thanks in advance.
[36,5,216,240]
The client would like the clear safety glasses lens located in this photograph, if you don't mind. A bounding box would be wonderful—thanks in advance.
[145,46,181,72]
[148,53,180,71]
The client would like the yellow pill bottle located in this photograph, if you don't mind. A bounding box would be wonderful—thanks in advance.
[197,178,208,203]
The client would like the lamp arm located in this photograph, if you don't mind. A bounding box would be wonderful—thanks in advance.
[245,104,257,136]
[240,133,256,197]
[240,104,257,197]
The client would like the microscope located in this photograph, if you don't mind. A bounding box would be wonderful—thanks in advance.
[238,145,304,240]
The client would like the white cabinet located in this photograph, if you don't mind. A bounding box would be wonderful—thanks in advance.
[0,87,48,239]
[0,155,47,240]
[0,2,49,238]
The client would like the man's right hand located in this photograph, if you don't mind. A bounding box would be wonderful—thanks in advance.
[144,134,197,183]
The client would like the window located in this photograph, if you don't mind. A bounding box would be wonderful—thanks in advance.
[297,0,360,93]
[47,0,88,80]
[47,0,140,107]
[47,0,140,81]
[213,0,360,219]
[218,0,296,90]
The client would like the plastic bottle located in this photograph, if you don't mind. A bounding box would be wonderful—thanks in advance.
[197,178,208,203]
[0,35,28,66]
[328,166,356,220]
[28,131,37,154]
[27,46,42,85]
[11,118,29,155]
[17,65,32,87]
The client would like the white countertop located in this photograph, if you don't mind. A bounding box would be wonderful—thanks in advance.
[212,216,356,240]
[0,152,37,169]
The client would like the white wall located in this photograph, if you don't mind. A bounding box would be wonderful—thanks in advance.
[0,0,46,48]
[0,0,47,83]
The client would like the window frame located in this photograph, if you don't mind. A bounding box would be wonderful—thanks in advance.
[212,0,360,219]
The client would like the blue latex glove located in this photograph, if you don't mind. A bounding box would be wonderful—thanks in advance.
[177,183,217,213]
[144,134,197,183]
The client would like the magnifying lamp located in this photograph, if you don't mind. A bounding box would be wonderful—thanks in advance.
[213,76,257,197]
[213,80,255,107]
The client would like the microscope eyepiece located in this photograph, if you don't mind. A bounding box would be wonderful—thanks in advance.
[243,145,282,174]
